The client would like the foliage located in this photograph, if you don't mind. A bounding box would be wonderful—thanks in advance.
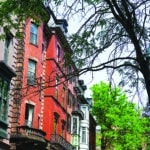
[91,81,148,150]
[96,132,101,146]
[50,0,150,105]
[0,0,49,38]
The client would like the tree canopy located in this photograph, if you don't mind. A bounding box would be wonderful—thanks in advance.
[0,0,49,38]
[49,0,150,106]
[91,81,148,150]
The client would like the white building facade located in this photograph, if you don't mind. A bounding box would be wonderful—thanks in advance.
[80,104,89,150]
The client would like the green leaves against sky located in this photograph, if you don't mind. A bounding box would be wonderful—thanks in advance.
[91,82,148,150]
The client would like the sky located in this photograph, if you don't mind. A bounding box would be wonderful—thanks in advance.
[67,7,147,107]
[68,23,147,107]
[48,1,148,107]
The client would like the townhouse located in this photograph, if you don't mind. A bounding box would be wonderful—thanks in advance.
[0,1,96,150]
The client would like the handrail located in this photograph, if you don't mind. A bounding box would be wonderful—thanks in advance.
[16,126,46,138]
[50,134,75,150]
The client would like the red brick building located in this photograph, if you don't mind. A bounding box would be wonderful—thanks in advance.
[43,9,75,149]
[0,2,96,150]
[10,18,48,149]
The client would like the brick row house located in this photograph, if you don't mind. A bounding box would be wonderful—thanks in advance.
[0,2,96,150]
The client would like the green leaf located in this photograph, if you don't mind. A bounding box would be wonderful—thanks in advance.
[91,81,147,149]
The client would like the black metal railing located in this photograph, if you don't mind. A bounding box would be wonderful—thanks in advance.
[16,126,46,139]
[50,134,75,150]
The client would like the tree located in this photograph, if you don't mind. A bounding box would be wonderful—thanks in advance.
[48,0,150,105]
[91,81,147,150]
[0,0,51,39]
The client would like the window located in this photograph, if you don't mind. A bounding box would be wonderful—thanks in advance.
[30,23,38,45]
[56,45,60,62]
[25,104,34,127]
[62,86,65,106]
[81,127,86,144]
[72,96,76,111]
[54,112,59,134]
[55,75,59,99]
[0,62,15,138]
[38,116,40,128]
[61,120,66,137]
[67,114,71,132]
[67,90,72,107]
[68,65,72,83]
[72,75,76,83]
[0,77,9,122]
[4,32,12,63]
[27,59,36,85]
[81,106,88,120]
[72,117,77,134]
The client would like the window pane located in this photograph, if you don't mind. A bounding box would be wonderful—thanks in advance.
[30,33,37,45]
[31,24,38,34]
[2,81,8,99]
[25,104,34,127]
[81,127,86,143]
[68,66,72,83]
[82,106,87,120]
[67,114,71,132]
[30,23,38,45]
[56,45,60,62]
[0,78,9,122]
[0,77,3,97]
[4,34,12,63]
[62,87,65,106]
[0,97,1,119]
[28,60,36,85]
[55,75,59,99]
[54,113,59,134]
[61,120,65,137]
[2,100,7,120]
[72,117,77,134]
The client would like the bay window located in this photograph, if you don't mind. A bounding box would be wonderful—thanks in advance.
[0,61,16,138]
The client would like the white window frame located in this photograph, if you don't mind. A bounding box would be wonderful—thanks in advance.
[81,106,88,120]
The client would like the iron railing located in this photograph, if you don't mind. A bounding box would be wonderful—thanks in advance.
[50,134,75,150]
[16,126,46,139]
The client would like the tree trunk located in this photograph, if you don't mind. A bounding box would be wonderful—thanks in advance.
[101,137,107,150]
[105,0,150,104]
